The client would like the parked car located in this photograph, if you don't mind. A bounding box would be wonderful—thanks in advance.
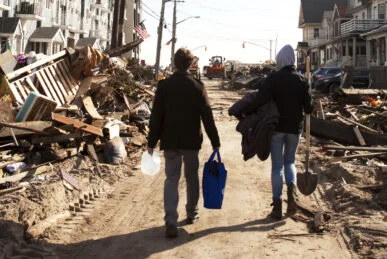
[311,67,341,88]
[314,70,370,93]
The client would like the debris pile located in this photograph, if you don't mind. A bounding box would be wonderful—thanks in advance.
[0,45,155,240]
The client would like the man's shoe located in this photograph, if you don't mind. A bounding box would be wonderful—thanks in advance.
[165,224,178,238]
[186,215,200,225]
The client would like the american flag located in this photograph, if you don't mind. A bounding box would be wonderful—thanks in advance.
[134,22,150,39]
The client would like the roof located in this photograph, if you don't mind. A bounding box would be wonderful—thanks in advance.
[299,0,347,26]
[336,3,350,18]
[75,37,99,48]
[0,18,20,34]
[29,27,62,39]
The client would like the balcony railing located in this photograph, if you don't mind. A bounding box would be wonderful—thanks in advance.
[16,1,42,17]
[341,19,386,35]
[91,0,111,12]
[0,0,10,11]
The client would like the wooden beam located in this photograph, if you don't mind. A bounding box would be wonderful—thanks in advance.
[27,211,71,238]
[331,152,387,162]
[336,114,379,134]
[51,113,103,137]
[0,121,51,136]
[352,126,366,146]
[31,133,82,145]
[323,145,387,152]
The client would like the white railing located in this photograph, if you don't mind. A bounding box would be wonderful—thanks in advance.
[341,19,386,35]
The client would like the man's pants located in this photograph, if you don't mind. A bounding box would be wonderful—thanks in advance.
[164,150,199,226]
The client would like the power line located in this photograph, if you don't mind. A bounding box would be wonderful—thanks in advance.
[143,2,161,19]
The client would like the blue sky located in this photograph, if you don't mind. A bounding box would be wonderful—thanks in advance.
[139,0,302,68]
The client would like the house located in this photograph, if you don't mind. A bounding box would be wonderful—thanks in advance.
[298,0,387,71]
[28,27,65,55]
[0,17,23,54]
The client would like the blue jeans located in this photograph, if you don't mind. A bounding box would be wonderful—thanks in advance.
[270,131,301,199]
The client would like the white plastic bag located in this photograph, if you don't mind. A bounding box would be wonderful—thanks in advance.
[141,151,161,176]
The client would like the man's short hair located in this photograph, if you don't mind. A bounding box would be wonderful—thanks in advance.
[174,48,194,71]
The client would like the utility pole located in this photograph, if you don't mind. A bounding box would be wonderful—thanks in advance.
[270,40,272,61]
[111,0,121,49]
[170,0,177,71]
[155,0,167,81]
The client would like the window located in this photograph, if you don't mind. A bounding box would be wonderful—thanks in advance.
[374,6,377,19]
[362,12,365,19]
[313,28,319,39]
[378,4,385,20]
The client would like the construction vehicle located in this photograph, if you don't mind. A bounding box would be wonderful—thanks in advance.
[189,56,200,80]
[206,56,226,79]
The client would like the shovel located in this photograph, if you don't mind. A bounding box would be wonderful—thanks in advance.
[297,114,318,196]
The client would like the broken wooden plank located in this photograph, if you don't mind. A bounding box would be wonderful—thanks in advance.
[311,116,387,146]
[0,186,24,196]
[353,126,366,146]
[0,121,51,136]
[27,210,71,238]
[82,96,103,120]
[87,143,102,176]
[31,133,82,145]
[51,113,103,137]
[336,114,379,134]
[72,77,93,107]
[341,88,387,96]
[323,145,387,152]
[60,169,80,190]
[318,99,325,120]
[331,152,387,162]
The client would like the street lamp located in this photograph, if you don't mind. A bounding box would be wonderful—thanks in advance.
[242,40,273,61]
[170,13,200,71]
[190,45,207,52]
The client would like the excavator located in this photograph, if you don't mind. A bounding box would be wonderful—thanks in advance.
[206,56,226,79]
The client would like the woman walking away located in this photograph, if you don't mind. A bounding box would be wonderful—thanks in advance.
[229,44,313,220]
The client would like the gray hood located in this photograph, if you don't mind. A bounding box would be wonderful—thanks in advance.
[276,44,295,70]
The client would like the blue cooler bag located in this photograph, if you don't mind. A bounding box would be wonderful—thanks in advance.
[202,150,227,209]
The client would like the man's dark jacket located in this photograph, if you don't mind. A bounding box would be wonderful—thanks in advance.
[147,72,220,150]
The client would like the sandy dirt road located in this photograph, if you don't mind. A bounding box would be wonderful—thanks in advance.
[52,80,351,258]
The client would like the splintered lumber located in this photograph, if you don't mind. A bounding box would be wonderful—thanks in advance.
[341,88,387,96]
[323,145,387,152]
[27,211,71,238]
[353,126,366,146]
[310,116,387,146]
[87,143,102,176]
[104,38,144,57]
[72,77,93,107]
[82,96,103,120]
[51,113,103,137]
[318,99,325,120]
[60,169,80,190]
[31,133,82,145]
[0,186,24,196]
[336,114,379,134]
[0,121,51,136]
[331,152,387,161]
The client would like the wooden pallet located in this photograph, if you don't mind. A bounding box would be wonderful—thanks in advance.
[3,50,79,107]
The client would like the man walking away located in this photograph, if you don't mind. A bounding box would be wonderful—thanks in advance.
[147,48,221,238]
